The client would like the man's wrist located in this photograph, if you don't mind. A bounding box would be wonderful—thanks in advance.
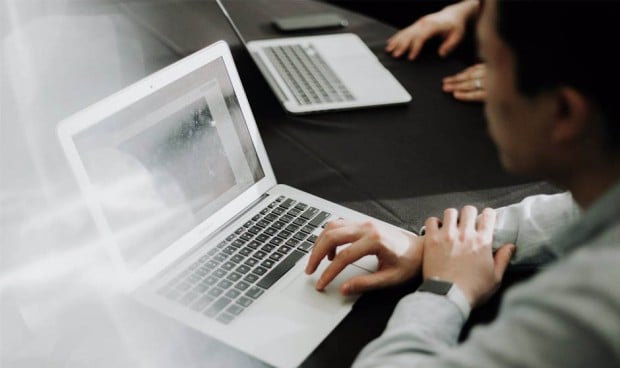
[417,278,472,319]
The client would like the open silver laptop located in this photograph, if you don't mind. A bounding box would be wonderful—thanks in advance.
[56,40,407,367]
[216,0,412,114]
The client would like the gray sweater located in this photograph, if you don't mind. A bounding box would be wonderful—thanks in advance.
[354,183,620,367]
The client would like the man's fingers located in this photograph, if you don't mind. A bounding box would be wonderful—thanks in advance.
[424,216,441,233]
[476,207,497,234]
[315,238,375,290]
[305,221,360,274]
[493,243,516,281]
[459,206,478,232]
[339,270,399,295]
[443,208,459,230]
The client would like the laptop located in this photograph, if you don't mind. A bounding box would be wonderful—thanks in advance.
[215,0,412,114]
[57,40,410,367]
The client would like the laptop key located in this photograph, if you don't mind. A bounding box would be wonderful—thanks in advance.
[261,259,275,268]
[257,250,305,289]
[232,239,245,247]
[180,291,200,306]
[277,230,292,239]
[207,287,224,298]
[203,276,218,286]
[300,207,319,219]
[238,247,252,257]
[231,254,244,264]
[269,252,283,262]
[235,281,251,291]
[245,286,265,299]
[237,296,253,307]
[226,272,242,282]
[244,258,258,267]
[192,283,209,293]
[298,241,314,252]
[309,211,330,227]
[253,250,267,259]
[221,261,236,271]
[217,313,235,325]
[217,279,233,289]
[277,245,292,254]
[244,273,259,283]
[269,237,284,246]
[225,288,241,299]
[226,304,244,316]
[281,214,294,223]
[204,297,232,317]
[252,266,268,276]
[213,269,227,278]
[300,225,315,234]
[191,295,214,311]
[287,209,301,217]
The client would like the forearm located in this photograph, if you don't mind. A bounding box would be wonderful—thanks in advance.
[353,292,465,368]
[445,0,480,23]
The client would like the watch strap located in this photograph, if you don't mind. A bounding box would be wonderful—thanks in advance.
[418,278,471,319]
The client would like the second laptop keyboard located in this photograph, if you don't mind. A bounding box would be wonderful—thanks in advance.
[263,44,355,105]
[158,195,331,325]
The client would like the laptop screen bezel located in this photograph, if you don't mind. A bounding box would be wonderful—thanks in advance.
[57,41,277,290]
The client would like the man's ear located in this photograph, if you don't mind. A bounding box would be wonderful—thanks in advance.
[550,87,590,144]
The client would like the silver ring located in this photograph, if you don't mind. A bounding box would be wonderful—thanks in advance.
[475,78,482,90]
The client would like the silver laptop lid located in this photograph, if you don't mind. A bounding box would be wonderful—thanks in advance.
[58,42,277,288]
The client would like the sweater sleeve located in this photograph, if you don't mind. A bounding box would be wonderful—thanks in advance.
[353,292,466,368]
[492,192,581,267]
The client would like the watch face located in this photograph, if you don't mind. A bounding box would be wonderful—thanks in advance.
[418,279,453,295]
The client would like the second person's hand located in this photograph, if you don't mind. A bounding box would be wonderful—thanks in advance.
[442,63,487,102]
[305,219,422,295]
[385,0,479,60]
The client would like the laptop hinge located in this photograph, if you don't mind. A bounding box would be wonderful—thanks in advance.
[212,192,271,238]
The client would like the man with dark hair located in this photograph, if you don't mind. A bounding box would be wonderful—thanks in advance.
[305,0,620,366]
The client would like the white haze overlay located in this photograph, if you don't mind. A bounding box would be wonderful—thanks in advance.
[0,1,268,367]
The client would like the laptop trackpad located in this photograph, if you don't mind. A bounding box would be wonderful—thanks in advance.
[280,262,369,313]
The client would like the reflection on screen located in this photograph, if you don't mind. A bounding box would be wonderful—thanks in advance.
[74,57,264,271]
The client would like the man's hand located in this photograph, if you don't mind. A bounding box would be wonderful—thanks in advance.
[305,219,422,295]
[422,206,515,307]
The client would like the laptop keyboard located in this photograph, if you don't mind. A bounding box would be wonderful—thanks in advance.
[157,195,331,325]
[263,44,355,105]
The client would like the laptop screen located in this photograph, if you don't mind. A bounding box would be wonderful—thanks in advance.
[73,57,264,271]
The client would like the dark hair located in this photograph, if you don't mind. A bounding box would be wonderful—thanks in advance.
[495,0,620,151]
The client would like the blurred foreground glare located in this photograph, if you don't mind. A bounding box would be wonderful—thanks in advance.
[0,1,263,366]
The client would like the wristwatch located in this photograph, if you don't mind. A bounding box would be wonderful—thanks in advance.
[417,278,471,318]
